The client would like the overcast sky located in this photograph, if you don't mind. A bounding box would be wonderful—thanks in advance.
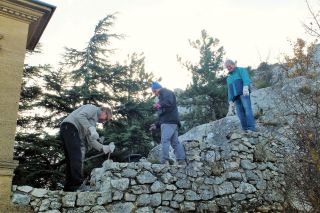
[28,0,315,89]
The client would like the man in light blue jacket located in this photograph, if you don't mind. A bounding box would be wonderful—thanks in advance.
[225,59,256,132]
[60,104,115,191]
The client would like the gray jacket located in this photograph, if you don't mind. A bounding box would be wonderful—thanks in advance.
[61,104,103,152]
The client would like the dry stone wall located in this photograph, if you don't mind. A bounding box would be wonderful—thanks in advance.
[12,131,285,212]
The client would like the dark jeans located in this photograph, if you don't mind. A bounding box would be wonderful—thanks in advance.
[234,95,256,131]
[60,122,83,191]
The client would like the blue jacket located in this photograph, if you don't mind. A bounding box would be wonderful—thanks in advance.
[227,67,251,102]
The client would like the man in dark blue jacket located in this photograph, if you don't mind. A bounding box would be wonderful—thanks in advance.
[150,82,186,165]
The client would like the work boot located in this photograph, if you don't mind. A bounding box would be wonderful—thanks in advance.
[177,160,187,167]
[76,184,92,192]
[162,161,170,166]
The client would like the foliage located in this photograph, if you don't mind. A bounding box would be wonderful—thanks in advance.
[14,45,65,189]
[14,14,157,189]
[40,14,124,125]
[40,14,157,165]
[177,30,227,131]
[282,38,319,78]
[100,53,157,162]
[280,2,320,210]
[277,25,320,210]
[252,62,274,89]
[282,85,320,212]
[14,133,64,189]
[303,0,320,39]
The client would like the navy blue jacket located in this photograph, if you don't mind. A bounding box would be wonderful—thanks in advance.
[157,88,180,126]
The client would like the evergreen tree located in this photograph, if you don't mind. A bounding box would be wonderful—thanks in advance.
[178,30,227,131]
[39,14,124,127]
[14,14,158,188]
[103,53,157,162]
[14,47,65,189]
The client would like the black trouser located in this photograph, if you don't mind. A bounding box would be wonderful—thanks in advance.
[60,122,83,192]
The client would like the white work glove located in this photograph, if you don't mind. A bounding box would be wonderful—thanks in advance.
[102,142,116,154]
[88,126,99,141]
[243,86,250,96]
[149,123,157,131]
[109,142,115,153]
[226,101,235,117]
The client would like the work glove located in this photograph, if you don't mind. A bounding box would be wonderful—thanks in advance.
[149,123,157,131]
[102,142,116,154]
[109,142,115,153]
[98,136,105,143]
[243,86,250,96]
[226,101,235,117]
[88,126,99,141]
[153,102,161,109]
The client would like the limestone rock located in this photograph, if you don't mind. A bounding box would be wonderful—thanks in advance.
[185,190,200,201]
[77,192,98,206]
[11,193,31,205]
[215,182,235,195]
[237,182,257,194]
[17,185,33,193]
[112,191,123,200]
[124,193,136,202]
[240,160,257,170]
[180,201,196,211]
[173,194,184,203]
[121,168,138,178]
[151,181,166,192]
[150,193,162,207]
[155,206,177,213]
[199,189,214,200]
[137,171,157,184]
[131,185,150,194]
[137,194,151,206]
[161,173,175,184]
[109,202,134,213]
[162,191,174,201]
[31,188,47,198]
[179,116,240,143]
[62,192,77,207]
[90,206,107,213]
[147,145,175,163]
[176,179,191,189]
[136,206,154,213]
[111,178,130,191]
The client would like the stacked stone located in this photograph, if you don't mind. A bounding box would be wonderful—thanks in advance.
[12,131,285,213]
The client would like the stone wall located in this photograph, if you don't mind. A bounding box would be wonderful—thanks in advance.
[12,131,285,212]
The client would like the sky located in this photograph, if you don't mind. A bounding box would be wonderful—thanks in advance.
[27,0,316,89]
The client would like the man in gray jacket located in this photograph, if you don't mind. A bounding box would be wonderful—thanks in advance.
[60,104,115,191]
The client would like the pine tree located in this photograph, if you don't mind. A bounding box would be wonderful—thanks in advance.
[178,30,227,131]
